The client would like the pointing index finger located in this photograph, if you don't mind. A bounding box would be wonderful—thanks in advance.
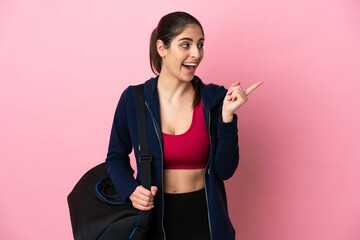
[245,81,263,96]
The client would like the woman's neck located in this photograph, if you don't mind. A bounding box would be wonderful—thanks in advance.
[157,73,194,104]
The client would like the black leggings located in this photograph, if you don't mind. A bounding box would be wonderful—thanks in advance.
[163,188,211,240]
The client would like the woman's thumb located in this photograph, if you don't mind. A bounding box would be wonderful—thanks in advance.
[151,186,158,195]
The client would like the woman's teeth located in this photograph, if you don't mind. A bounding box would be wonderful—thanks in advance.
[183,63,197,67]
[182,63,197,70]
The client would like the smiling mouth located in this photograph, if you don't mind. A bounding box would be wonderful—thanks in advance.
[182,62,198,71]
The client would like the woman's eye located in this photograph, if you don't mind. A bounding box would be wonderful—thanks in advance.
[181,42,204,49]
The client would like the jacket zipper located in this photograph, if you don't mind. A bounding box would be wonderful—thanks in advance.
[145,100,213,240]
[205,109,213,240]
[145,101,167,240]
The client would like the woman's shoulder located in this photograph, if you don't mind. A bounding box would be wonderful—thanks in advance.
[196,76,227,98]
[118,76,156,96]
[196,76,228,108]
[116,76,158,106]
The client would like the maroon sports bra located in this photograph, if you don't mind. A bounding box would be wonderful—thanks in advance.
[162,100,210,169]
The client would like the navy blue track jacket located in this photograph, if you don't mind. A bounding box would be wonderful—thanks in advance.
[105,75,239,240]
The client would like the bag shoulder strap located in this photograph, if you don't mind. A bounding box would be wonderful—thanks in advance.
[133,84,152,190]
[131,84,153,239]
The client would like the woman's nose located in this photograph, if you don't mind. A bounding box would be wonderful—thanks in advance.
[190,46,201,58]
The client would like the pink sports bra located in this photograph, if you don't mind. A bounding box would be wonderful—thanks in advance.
[162,100,210,169]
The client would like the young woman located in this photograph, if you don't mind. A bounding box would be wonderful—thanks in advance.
[105,11,262,240]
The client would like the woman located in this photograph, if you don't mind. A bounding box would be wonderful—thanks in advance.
[105,11,262,240]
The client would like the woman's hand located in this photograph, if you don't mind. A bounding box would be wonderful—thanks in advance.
[222,81,263,122]
[129,185,158,211]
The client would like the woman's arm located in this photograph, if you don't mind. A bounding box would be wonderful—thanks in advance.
[105,86,140,202]
[213,111,239,180]
[213,81,263,180]
[105,86,158,209]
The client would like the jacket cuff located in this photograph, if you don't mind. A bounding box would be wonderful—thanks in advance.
[119,178,140,202]
[217,114,238,137]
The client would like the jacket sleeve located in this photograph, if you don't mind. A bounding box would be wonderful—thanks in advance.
[213,103,240,180]
[105,86,140,201]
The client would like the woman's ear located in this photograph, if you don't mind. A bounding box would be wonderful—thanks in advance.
[156,40,166,58]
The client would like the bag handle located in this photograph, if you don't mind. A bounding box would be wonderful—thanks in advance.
[95,178,126,205]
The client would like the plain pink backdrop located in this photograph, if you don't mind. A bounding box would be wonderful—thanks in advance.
[1,0,360,239]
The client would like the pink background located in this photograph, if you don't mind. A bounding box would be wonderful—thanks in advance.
[1,0,360,239]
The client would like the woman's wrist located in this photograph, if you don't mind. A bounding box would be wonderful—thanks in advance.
[222,112,234,123]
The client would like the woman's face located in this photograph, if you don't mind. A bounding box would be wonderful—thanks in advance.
[159,24,204,82]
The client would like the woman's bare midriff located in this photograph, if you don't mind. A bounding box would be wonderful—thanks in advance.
[163,168,206,193]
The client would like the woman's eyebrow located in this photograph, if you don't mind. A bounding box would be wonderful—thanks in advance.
[178,37,205,42]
